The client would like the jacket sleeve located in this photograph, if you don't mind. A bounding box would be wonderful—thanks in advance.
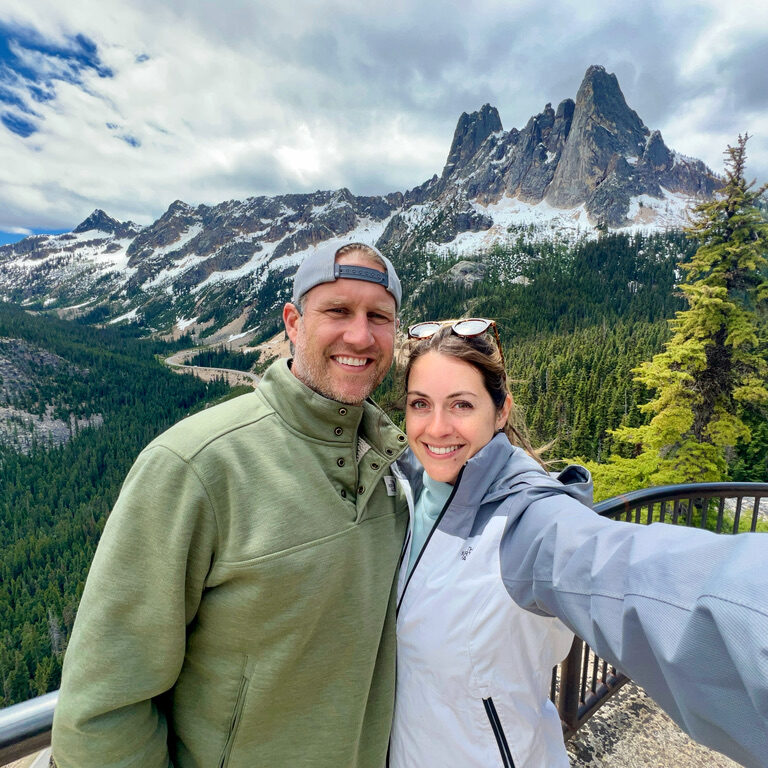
[51,445,218,768]
[499,495,768,768]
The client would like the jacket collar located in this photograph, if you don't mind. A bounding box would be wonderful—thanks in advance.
[258,359,408,458]
[397,434,551,507]
[397,432,593,511]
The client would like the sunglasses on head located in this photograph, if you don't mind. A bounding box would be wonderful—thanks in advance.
[407,318,505,367]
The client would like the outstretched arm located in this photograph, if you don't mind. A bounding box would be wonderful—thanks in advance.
[500,497,768,768]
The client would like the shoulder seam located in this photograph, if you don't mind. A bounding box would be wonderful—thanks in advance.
[141,443,222,551]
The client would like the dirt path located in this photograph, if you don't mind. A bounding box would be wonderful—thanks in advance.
[164,349,260,388]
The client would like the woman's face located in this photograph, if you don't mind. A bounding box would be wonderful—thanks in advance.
[405,351,511,484]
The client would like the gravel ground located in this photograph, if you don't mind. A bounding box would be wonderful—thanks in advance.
[567,682,741,767]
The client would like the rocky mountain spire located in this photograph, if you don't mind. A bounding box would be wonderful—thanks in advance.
[547,65,649,207]
[73,209,124,234]
[442,103,502,179]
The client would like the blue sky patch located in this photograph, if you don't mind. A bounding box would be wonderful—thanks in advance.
[0,228,68,247]
[106,122,141,147]
[1,111,37,137]
[0,22,114,137]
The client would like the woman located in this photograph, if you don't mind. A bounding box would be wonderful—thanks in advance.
[390,320,768,768]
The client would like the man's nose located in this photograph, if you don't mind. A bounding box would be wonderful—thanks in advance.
[343,313,375,347]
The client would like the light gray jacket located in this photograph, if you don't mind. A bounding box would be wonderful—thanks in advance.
[396,433,768,768]
[392,437,589,767]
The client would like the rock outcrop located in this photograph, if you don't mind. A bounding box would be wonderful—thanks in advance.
[417,64,719,228]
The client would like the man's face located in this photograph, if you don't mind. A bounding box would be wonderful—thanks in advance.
[283,252,397,405]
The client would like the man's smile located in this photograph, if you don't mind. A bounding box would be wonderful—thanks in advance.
[332,355,371,368]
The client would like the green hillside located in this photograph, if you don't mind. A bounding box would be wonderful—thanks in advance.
[0,305,230,706]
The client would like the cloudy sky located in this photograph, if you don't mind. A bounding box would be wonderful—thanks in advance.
[1,0,767,245]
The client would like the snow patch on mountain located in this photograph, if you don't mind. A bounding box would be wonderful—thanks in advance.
[625,188,693,230]
[109,307,140,324]
[143,252,210,290]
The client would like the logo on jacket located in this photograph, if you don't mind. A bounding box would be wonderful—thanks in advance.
[460,546,473,560]
[383,476,397,496]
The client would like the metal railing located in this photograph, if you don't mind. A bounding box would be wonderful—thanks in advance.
[0,690,57,764]
[2,483,768,764]
[554,481,768,738]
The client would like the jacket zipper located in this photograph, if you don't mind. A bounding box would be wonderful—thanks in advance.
[483,697,516,768]
[396,464,466,613]
[218,669,249,768]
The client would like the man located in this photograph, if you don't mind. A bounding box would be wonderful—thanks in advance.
[52,242,409,768]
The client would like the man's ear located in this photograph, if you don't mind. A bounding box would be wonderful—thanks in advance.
[283,303,301,345]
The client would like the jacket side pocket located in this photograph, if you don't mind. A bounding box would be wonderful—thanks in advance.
[218,657,251,768]
[482,697,516,768]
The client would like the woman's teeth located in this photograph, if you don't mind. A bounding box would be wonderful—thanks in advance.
[428,445,460,455]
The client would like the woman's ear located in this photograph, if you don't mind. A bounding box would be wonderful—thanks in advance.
[496,394,513,431]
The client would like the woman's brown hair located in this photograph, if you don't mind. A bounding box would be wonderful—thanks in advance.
[402,325,545,467]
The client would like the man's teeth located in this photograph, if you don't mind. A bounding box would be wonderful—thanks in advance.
[335,356,367,367]
[428,445,460,455]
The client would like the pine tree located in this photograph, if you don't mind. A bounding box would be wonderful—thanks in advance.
[588,136,768,498]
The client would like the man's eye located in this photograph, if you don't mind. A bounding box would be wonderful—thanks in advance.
[369,313,393,324]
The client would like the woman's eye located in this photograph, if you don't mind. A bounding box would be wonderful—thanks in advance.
[407,399,428,410]
[453,401,473,410]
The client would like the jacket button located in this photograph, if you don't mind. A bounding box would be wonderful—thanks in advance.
[334,427,343,436]
[358,486,365,494]
[337,458,345,467]
[340,489,347,498]
[371,462,380,470]
[397,434,406,442]
[339,408,347,415]
[385,448,394,456]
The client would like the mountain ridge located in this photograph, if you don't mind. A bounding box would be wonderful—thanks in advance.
[0,65,720,339]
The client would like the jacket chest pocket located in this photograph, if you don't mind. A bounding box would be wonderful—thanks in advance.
[483,697,516,768]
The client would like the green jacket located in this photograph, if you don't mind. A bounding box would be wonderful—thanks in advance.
[52,360,409,768]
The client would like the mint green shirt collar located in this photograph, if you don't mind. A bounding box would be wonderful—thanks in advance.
[407,471,453,577]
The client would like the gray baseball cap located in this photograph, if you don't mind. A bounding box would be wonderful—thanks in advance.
[291,242,402,310]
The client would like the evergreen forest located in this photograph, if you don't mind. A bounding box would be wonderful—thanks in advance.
[2,219,768,709]
[0,305,230,707]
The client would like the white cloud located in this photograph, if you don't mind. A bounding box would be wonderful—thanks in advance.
[1,0,766,235]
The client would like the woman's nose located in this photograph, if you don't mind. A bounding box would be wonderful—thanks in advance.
[427,409,452,436]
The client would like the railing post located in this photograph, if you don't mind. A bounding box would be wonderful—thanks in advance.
[558,636,583,736]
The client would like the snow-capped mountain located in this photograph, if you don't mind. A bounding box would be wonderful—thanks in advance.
[0,65,719,340]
